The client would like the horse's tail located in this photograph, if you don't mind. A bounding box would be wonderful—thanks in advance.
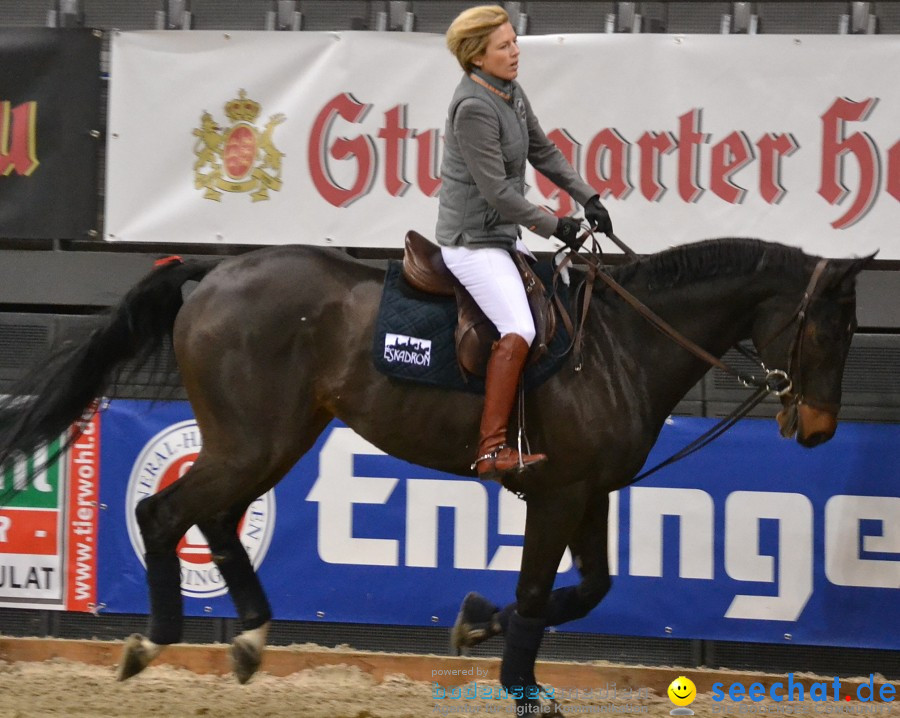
[0,257,218,497]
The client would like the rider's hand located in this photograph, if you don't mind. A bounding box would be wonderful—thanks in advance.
[553,217,584,251]
[584,195,613,235]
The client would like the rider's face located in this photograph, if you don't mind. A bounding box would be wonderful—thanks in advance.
[473,22,519,82]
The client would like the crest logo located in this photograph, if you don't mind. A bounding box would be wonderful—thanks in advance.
[192,89,285,202]
[125,420,276,599]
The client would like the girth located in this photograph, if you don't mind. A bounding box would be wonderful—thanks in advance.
[402,231,557,377]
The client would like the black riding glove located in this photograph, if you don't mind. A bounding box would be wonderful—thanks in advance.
[553,217,584,251]
[584,195,613,235]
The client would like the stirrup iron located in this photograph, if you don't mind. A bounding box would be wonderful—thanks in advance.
[516,381,530,471]
[471,444,515,472]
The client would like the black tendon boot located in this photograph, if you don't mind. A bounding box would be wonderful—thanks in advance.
[212,547,272,631]
[144,552,184,645]
[501,612,555,714]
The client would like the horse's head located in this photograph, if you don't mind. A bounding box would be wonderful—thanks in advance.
[751,253,874,448]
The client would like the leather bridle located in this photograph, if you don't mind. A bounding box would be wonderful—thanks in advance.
[551,232,835,479]
[748,256,836,415]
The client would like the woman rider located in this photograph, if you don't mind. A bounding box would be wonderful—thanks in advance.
[435,4,613,482]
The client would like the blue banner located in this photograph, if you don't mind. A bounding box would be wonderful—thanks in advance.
[97,400,900,649]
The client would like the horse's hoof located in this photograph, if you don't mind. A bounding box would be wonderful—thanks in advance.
[450,592,500,654]
[117,633,159,681]
[230,635,263,684]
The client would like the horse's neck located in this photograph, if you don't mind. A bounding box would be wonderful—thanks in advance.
[601,272,777,413]
[642,274,771,354]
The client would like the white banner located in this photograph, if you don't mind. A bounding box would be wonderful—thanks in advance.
[106,31,900,258]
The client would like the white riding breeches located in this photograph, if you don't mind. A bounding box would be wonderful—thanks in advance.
[441,242,536,347]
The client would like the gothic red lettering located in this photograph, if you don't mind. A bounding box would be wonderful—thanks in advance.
[636,131,676,202]
[377,105,412,197]
[308,93,376,208]
[677,109,708,203]
[0,101,39,177]
[303,94,898,233]
[710,131,754,204]
[534,129,579,216]
[413,129,441,198]
[756,133,799,205]
[887,140,900,204]
[818,97,880,229]
[585,128,632,200]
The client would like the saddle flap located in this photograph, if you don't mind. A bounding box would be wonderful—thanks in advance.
[403,231,456,297]
[454,285,499,377]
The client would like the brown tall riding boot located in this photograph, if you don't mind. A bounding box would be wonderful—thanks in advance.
[473,333,547,481]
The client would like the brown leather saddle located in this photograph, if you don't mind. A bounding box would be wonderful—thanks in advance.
[401,230,557,377]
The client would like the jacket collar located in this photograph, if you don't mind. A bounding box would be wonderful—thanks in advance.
[469,68,515,103]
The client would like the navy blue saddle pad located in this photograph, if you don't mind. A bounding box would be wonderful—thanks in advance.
[372,259,572,394]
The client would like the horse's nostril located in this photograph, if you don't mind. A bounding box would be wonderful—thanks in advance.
[796,404,837,447]
[798,431,832,448]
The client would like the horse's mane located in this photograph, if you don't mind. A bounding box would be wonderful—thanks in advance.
[607,237,810,291]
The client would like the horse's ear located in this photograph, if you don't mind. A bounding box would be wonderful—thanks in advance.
[830,251,878,286]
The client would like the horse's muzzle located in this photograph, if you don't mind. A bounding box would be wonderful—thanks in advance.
[777,400,837,447]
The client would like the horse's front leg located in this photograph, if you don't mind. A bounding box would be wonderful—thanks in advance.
[530,489,612,627]
[453,490,611,651]
[503,480,588,714]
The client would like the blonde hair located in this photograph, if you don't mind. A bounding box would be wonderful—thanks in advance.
[446,5,510,73]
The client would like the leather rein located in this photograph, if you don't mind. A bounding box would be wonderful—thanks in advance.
[550,229,831,480]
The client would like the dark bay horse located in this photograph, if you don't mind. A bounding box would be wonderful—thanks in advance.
[0,237,869,713]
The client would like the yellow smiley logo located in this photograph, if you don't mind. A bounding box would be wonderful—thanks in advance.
[668,676,697,707]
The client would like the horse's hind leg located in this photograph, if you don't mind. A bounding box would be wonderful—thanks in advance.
[119,499,274,685]
[118,453,267,680]
[197,504,272,684]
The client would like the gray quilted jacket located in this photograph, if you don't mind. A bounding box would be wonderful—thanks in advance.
[435,70,595,249]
